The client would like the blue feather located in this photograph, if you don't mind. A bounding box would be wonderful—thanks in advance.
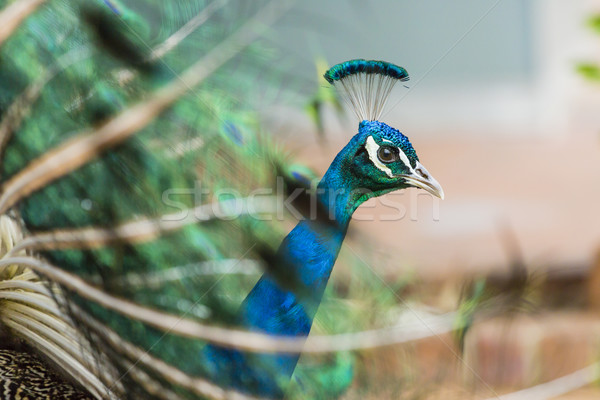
[200,118,429,397]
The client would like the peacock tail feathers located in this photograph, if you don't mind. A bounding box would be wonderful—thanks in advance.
[0,1,303,399]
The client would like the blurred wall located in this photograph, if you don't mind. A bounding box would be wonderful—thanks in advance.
[271,0,600,137]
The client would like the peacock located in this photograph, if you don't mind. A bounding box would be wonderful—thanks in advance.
[0,1,443,399]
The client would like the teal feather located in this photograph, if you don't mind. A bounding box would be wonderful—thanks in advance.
[323,59,409,84]
[323,59,410,121]
[0,1,293,398]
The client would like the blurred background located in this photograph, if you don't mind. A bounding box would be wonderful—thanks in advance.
[265,1,600,398]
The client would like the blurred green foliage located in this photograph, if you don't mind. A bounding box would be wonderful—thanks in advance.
[577,14,600,83]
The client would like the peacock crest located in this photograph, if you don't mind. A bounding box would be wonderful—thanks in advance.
[324,59,409,121]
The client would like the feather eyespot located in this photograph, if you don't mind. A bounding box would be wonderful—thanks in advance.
[377,145,399,163]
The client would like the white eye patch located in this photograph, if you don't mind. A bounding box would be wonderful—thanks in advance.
[365,136,394,177]
[365,136,414,177]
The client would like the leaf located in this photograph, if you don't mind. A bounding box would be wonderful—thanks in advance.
[577,63,600,82]
[587,14,600,34]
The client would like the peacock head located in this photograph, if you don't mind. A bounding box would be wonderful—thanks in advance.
[324,59,444,202]
[348,119,443,199]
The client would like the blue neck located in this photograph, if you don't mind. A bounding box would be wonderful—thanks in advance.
[240,176,355,334]
[201,147,365,397]
[239,147,364,334]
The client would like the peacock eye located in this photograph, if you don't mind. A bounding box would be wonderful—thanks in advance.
[377,145,399,163]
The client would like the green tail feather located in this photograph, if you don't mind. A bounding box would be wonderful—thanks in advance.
[0,1,370,399]
[0,1,293,398]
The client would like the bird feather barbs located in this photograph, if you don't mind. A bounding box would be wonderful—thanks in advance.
[323,59,409,121]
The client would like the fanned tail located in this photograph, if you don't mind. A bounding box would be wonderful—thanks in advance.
[0,1,295,399]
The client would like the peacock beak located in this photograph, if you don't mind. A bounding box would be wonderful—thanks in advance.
[399,161,444,199]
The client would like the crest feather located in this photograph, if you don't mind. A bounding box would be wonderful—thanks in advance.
[324,59,409,121]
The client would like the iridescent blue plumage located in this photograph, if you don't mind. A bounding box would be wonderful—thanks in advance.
[195,58,445,398]
[360,120,419,165]
[201,116,442,396]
